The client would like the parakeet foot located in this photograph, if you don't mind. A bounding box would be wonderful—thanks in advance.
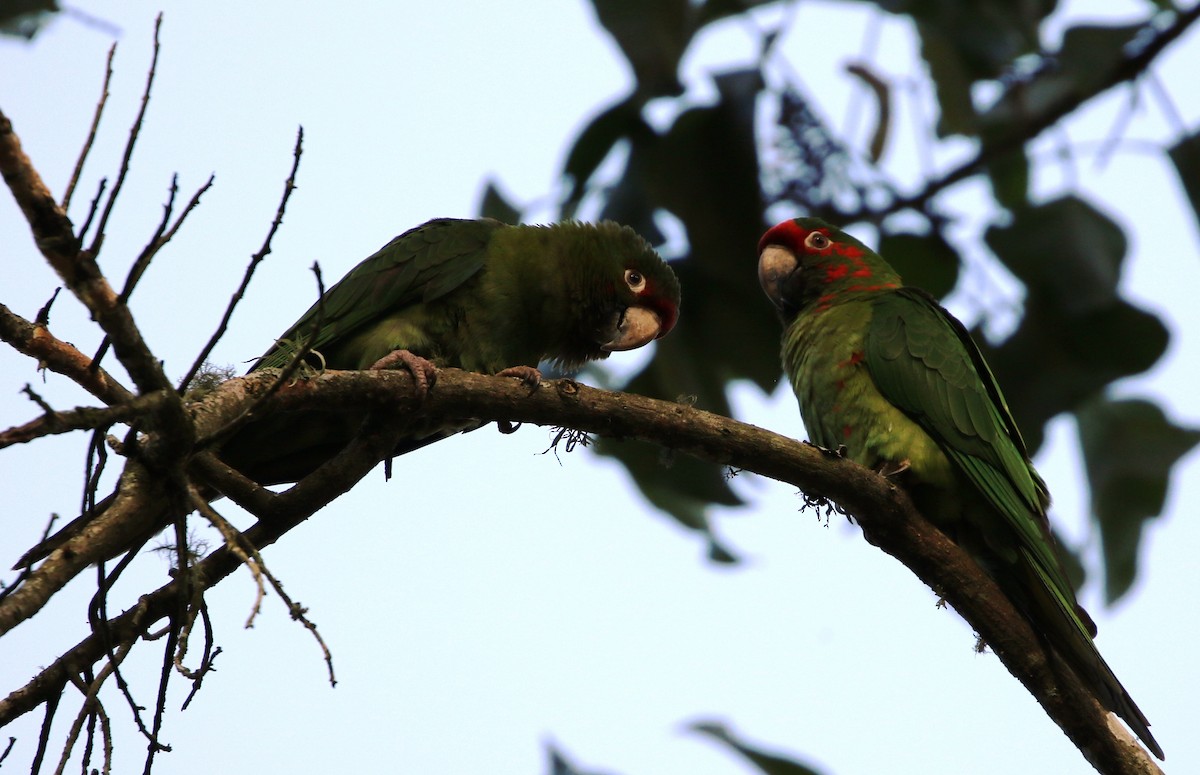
[369,349,438,400]
[496,365,542,394]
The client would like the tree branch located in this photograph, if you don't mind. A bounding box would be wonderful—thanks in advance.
[0,369,1161,774]
[858,3,1200,219]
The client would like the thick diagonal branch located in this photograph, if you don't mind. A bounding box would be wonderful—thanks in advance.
[0,369,1159,774]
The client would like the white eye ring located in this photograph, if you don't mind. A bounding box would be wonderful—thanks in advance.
[624,269,646,292]
[805,232,831,250]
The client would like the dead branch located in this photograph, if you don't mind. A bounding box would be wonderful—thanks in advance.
[178,126,304,392]
[0,391,169,449]
[0,302,132,405]
[62,42,115,213]
[92,171,215,369]
[846,3,1200,221]
[84,13,161,256]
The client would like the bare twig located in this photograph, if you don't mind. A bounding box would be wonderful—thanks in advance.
[92,172,214,370]
[194,259,324,447]
[63,43,116,213]
[0,391,168,449]
[31,691,61,775]
[0,302,132,405]
[84,14,162,256]
[77,176,107,243]
[34,287,60,326]
[190,491,265,628]
[849,3,1200,220]
[178,126,304,393]
[845,61,891,163]
[192,491,336,684]
[0,108,173,396]
[54,646,129,775]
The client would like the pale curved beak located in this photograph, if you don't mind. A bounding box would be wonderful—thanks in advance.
[600,306,664,352]
[758,245,799,310]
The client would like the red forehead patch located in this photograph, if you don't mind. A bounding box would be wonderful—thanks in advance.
[757,219,808,253]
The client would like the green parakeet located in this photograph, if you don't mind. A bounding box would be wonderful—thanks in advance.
[756,217,1162,760]
[219,216,681,484]
[16,217,679,567]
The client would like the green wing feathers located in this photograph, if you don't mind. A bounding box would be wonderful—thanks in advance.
[254,218,498,370]
[865,289,1081,599]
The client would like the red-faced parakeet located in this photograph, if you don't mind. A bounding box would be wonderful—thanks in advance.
[16,217,679,567]
[756,216,1161,760]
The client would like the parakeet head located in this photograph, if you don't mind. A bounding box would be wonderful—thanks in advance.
[554,220,680,365]
[757,217,900,321]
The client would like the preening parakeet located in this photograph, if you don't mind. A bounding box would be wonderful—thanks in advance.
[756,217,1162,760]
[16,217,679,567]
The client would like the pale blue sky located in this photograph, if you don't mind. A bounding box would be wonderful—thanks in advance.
[1,2,1197,773]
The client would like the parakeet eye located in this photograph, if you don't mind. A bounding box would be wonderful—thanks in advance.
[805,232,831,251]
[624,269,646,292]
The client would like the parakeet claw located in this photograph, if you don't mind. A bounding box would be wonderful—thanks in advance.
[876,459,911,477]
[496,365,542,394]
[803,440,846,458]
[369,349,438,400]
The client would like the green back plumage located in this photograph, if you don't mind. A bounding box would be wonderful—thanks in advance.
[253,217,681,374]
[253,218,498,371]
[758,217,1161,759]
[866,288,1062,578]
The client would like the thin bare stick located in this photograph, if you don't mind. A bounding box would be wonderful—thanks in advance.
[63,43,116,213]
[1,109,174,396]
[92,172,213,369]
[122,173,215,303]
[189,491,264,627]
[191,488,335,684]
[54,646,130,775]
[845,61,891,163]
[178,126,304,393]
[857,3,1200,220]
[85,14,162,257]
[0,302,133,405]
[77,176,107,243]
[0,391,168,450]
[142,620,177,774]
[193,259,325,447]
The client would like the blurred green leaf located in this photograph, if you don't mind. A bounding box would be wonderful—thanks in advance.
[478,178,521,225]
[561,95,649,218]
[877,230,961,298]
[980,23,1143,138]
[589,0,691,96]
[986,196,1126,314]
[546,744,619,775]
[981,196,1169,452]
[690,721,825,775]
[1075,397,1200,603]
[915,26,978,137]
[874,0,1053,137]
[979,297,1168,455]
[0,0,56,40]
[1061,301,1168,381]
[1168,130,1200,234]
[985,147,1029,211]
[590,68,782,546]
